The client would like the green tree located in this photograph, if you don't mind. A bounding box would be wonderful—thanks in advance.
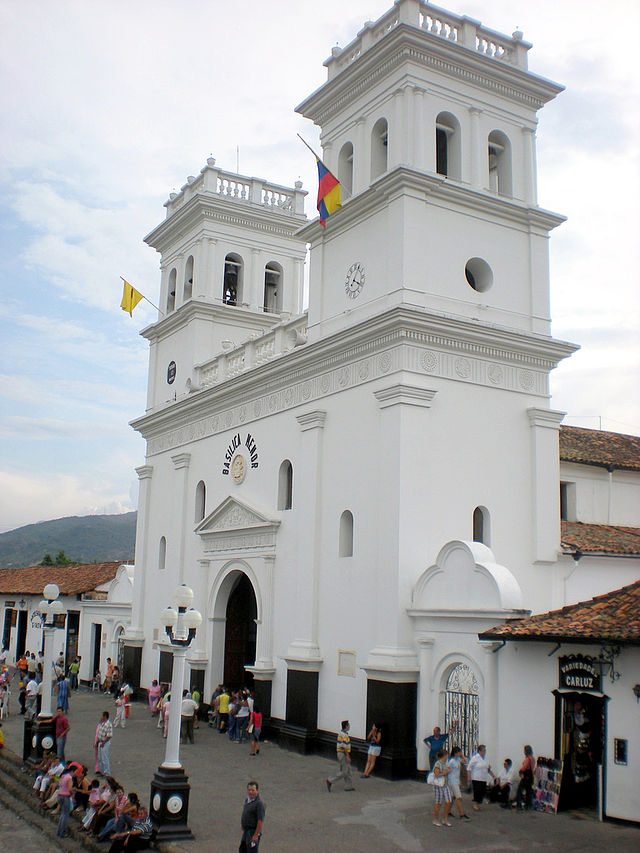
[55,550,75,566]
[40,553,54,566]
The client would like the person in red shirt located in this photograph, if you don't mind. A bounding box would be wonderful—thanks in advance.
[54,706,71,761]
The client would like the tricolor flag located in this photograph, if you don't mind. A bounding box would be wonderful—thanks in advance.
[316,158,341,227]
[120,280,144,316]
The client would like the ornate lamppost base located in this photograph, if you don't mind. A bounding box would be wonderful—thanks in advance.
[26,715,56,765]
[150,765,194,841]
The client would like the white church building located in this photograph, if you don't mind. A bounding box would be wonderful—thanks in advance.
[123,0,639,819]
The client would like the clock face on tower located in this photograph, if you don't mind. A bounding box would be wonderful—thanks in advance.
[345,262,365,299]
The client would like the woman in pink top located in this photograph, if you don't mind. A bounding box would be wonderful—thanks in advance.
[249,706,262,755]
[148,679,161,715]
[56,767,74,838]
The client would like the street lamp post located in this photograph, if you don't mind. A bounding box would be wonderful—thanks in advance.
[26,583,66,764]
[150,584,202,842]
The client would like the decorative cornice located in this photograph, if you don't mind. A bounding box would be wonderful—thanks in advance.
[296,410,327,431]
[527,407,566,430]
[171,452,191,470]
[135,465,153,481]
[296,24,562,127]
[374,383,437,409]
[296,166,565,244]
[145,193,306,255]
[132,306,577,455]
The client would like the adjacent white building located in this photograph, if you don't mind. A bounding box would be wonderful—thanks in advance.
[122,0,639,819]
[0,562,133,684]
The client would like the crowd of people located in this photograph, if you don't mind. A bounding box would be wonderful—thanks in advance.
[423,723,538,827]
[30,749,154,848]
[148,681,263,755]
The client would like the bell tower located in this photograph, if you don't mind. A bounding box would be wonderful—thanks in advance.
[296,0,565,343]
[141,158,307,410]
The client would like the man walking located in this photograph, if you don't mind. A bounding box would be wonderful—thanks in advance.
[239,780,265,852]
[326,720,355,792]
[54,706,71,761]
[97,710,113,775]
[180,689,198,743]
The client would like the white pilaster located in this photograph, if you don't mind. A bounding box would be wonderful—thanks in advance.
[128,465,154,641]
[171,453,191,584]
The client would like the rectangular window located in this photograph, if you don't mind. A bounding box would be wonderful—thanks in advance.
[560,481,576,522]
[614,738,628,765]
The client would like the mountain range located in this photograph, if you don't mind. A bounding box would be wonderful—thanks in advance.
[0,512,137,568]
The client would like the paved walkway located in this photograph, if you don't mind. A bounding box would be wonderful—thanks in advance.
[0,682,638,852]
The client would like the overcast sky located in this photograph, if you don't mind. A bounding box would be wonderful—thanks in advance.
[1,0,638,534]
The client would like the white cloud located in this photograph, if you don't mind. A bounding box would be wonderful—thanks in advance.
[0,469,135,534]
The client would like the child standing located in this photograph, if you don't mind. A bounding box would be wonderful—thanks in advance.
[113,689,126,728]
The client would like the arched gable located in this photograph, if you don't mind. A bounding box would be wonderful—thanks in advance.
[412,540,524,613]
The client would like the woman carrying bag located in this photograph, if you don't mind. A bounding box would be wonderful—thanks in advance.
[427,748,453,827]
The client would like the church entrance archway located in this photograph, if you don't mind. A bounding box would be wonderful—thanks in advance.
[444,662,479,757]
[223,573,257,689]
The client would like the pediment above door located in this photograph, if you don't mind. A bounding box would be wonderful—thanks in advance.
[195,496,280,554]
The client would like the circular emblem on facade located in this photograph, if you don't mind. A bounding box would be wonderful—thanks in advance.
[455,357,472,379]
[358,360,370,381]
[519,370,535,390]
[379,352,392,373]
[231,454,246,484]
[345,262,365,299]
[152,793,161,812]
[302,381,312,400]
[337,367,350,387]
[167,361,176,384]
[284,387,295,406]
[238,405,247,423]
[320,374,331,394]
[421,351,439,373]
[41,735,54,750]
[167,794,183,815]
[487,364,504,385]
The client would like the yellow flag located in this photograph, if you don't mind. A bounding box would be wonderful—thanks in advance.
[120,280,144,316]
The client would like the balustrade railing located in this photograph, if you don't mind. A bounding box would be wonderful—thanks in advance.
[195,314,308,391]
[164,159,306,219]
[325,0,529,79]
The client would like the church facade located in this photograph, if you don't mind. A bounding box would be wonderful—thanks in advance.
[123,0,638,813]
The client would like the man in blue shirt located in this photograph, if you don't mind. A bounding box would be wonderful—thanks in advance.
[424,723,456,770]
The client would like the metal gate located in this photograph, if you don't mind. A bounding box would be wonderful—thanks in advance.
[444,663,479,758]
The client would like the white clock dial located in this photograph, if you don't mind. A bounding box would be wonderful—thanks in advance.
[345,262,365,299]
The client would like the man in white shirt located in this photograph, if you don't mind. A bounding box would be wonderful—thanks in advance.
[180,689,198,744]
[25,676,39,719]
[489,757,517,805]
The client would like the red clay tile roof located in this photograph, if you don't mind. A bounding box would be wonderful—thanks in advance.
[479,580,640,646]
[560,426,640,471]
[561,521,640,556]
[0,561,126,595]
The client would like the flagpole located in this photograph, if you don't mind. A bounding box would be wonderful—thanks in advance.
[297,133,323,163]
[120,276,163,314]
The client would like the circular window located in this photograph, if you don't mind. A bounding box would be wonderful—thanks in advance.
[465,257,493,292]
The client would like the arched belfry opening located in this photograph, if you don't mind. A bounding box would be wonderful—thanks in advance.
[223,573,257,689]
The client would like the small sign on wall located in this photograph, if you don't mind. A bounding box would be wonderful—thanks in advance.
[558,654,601,693]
